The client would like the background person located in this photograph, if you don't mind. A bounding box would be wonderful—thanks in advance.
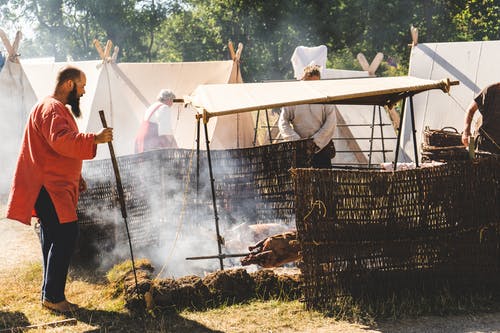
[462,83,500,154]
[135,89,177,153]
[278,64,337,168]
[6,66,113,313]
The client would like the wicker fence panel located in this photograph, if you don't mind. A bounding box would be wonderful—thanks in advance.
[293,157,500,311]
[76,139,311,264]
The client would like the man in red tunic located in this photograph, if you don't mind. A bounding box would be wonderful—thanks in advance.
[6,66,113,313]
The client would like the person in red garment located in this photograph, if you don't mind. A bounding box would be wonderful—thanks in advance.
[6,66,113,313]
[135,89,177,153]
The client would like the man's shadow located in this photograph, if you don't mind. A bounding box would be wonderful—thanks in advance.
[65,268,223,333]
[0,310,30,331]
[73,307,224,333]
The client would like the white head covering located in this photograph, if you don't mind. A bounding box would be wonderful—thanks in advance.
[291,45,327,80]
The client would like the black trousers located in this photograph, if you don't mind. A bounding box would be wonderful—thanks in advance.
[312,141,334,168]
[34,187,79,303]
[477,134,500,155]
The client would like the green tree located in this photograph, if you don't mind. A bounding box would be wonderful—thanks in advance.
[2,0,499,82]
[453,0,500,41]
[0,0,172,61]
[157,0,338,81]
[155,0,472,81]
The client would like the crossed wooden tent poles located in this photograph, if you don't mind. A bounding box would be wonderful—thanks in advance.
[0,29,22,63]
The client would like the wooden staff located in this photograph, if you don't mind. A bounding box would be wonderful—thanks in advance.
[186,252,251,260]
[0,318,77,332]
[98,110,139,296]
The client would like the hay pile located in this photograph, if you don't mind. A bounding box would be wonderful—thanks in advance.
[107,259,302,313]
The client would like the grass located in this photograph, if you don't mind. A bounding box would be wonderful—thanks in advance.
[3,261,500,332]
[0,262,354,333]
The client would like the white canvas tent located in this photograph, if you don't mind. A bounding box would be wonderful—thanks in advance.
[21,59,103,132]
[22,55,255,158]
[0,30,38,193]
[399,40,500,161]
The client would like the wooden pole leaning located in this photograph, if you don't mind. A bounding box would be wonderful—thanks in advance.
[98,110,140,296]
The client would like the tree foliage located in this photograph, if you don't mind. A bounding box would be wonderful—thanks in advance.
[0,0,499,81]
[0,0,172,61]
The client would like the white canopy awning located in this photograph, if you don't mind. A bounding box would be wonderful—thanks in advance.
[187,76,457,121]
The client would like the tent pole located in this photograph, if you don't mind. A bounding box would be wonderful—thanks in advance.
[409,95,419,167]
[237,113,240,148]
[196,116,201,194]
[253,110,260,146]
[265,109,272,144]
[203,121,224,270]
[368,105,376,168]
[393,98,407,171]
[378,106,387,162]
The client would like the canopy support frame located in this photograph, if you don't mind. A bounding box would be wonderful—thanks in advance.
[203,120,224,270]
[393,94,419,170]
[378,105,388,163]
[252,109,274,146]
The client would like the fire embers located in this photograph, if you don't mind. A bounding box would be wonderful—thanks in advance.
[241,230,301,268]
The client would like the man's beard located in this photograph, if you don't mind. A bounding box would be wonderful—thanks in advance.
[67,85,81,118]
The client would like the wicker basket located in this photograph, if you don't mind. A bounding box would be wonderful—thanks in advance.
[293,157,500,311]
[423,126,463,147]
[421,143,469,162]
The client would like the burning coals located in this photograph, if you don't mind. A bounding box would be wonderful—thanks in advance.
[107,259,302,313]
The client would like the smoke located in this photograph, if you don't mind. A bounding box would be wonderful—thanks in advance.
[130,166,224,278]
[78,145,296,278]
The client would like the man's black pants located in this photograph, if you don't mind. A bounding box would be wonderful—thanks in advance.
[34,187,78,303]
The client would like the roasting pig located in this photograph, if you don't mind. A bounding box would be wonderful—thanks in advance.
[224,223,290,254]
[240,230,300,268]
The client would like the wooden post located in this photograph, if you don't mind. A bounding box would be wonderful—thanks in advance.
[0,29,22,63]
[93,39,106,60]
[356,52,383,76]
[228,40,236,60]
[94,39,119,63]
[409,25,419,47]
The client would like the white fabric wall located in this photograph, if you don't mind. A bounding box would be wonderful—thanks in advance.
[0,60,38,193]
[400,40,500,161]
[22,59,256,158]
[21,60,103,133]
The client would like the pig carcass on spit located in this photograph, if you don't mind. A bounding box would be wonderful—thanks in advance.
[240,230,300,268]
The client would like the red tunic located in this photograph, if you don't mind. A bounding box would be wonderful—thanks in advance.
[6,96,97,225]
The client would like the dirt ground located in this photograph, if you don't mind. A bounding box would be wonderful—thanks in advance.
[3,215,500,332]
[0,217,40,277]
